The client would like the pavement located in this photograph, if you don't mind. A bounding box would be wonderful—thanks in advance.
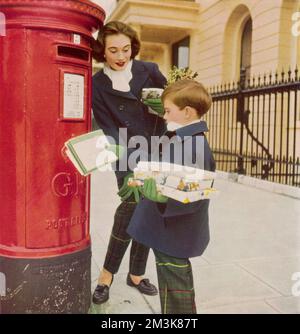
[88,171,300,314]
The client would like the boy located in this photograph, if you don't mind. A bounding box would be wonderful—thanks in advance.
[127,79,216,314]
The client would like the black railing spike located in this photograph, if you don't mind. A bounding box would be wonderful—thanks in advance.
[252,76,255,87]
[295,66,298,81]
[288,67,292,81]
[263,73,267,85]
[258,73,261,86]
[281,68,285,82]
[247,77,251,88]
[275,71,278,84]
[269,71,272,85]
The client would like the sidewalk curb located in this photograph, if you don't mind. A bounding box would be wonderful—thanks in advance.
[216,171,300,199]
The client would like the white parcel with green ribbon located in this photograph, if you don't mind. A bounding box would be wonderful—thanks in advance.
[64,129,122,176]
[130,161,219,203]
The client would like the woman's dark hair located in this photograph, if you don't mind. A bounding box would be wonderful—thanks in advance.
[92,21,141,63]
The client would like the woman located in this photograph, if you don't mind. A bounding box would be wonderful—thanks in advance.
[91,21,167,304]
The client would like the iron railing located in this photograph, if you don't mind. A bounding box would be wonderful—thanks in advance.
[205,68,300,187]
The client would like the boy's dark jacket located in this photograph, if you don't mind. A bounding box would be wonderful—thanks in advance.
[92,59,166,182]
[127,121,216,258]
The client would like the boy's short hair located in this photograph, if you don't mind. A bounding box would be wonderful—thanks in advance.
[161,79,212,118]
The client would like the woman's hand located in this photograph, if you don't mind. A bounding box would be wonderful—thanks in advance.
[143,98,164,117]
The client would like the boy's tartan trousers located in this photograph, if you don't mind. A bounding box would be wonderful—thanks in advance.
[103,200,150,276]
[153,249,197,314]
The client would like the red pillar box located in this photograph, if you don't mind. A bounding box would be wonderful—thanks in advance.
[0,0,105,313]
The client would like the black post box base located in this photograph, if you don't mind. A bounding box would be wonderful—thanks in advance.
[0,246,91,314]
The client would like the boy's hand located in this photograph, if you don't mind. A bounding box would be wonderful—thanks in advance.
[118,173,141,202]
[141,178,168,203]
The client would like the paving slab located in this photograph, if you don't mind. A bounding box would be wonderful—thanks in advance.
[191,263,281,310]
[237,256,300,296]
[265,296,300,314]
[200,300,279,314]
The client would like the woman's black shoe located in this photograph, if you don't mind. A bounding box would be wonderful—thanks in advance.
[92,284,110,304]
[92,275,113,304]
[126,273,158,296]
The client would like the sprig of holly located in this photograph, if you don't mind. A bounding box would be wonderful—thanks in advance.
[167,66,198,86]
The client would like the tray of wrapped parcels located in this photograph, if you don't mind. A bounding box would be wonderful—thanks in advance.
[129,161,219,203]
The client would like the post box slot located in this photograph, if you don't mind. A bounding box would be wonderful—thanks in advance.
[57,46,89,61]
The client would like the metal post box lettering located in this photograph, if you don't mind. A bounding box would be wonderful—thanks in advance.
[0,0,105,313]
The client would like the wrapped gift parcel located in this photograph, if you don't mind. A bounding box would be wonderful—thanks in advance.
[64,129,123,176]
[129,161,219,203]
[141,88,164,117]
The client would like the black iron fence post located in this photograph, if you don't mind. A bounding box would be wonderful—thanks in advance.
[237,68,246,174]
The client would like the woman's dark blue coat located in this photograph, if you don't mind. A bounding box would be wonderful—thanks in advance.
[92,60,167,183]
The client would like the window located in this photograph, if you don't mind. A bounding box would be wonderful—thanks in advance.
[240,18,252,82]
[172,37,190,69]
